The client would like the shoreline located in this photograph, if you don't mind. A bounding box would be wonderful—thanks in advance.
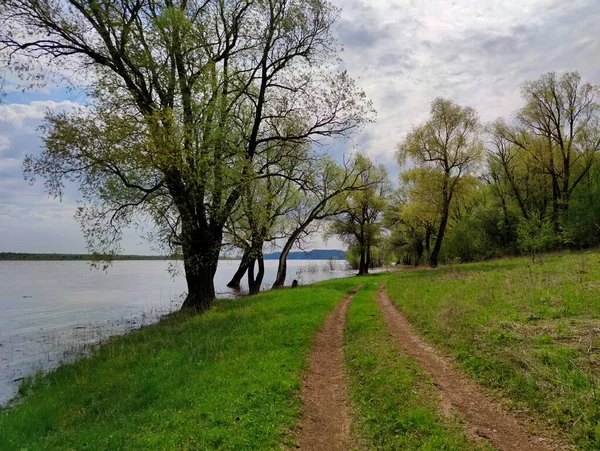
[0,260,355,407]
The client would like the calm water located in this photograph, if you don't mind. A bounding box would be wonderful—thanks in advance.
[0,259,350,405]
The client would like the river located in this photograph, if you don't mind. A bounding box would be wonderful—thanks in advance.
[0,259,351,405]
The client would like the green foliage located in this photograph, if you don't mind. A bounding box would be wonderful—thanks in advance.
[389,72,600,265]
[344,279,487,450]
[328,154,390,274]
[441,189,520,262]
[516,214,557,261]
[560,169,600,249]
[386,251,600,449]
[443,219,489,263]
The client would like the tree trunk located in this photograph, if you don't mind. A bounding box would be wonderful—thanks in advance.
[272,229,302,289]
[416,239,424,264]
[548,139,561,232]
[181,253,218,311]
[429,204,449,267]
[559,189,570,228]
[551,174,560,232]
[425,228,431,254]
[227,249,250,289]
[505,171,529,220]
[247,258,255,293]
[248,256,265,295]
[365,244,371,273]
[357,246,366,275]
[179,217,222,311]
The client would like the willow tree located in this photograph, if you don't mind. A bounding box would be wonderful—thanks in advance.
[397,98,482,267]
[1,0,372,310]
[225,161,298,294]
[328,155,389,275]
[489,72,600,230]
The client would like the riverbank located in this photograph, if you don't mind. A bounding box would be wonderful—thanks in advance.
[2,251,599,449]
[0,259,352,405]
[1,278,367,449]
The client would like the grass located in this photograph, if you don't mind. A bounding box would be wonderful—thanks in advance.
[0,278,362,450]
[5,252,598,449]
[386,250,600,450]
[343,276,487,450]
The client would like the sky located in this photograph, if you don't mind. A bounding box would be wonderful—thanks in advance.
[1,0,599,254]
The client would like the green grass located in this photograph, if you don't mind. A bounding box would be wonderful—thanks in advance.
[7,254,594,450]
[386,250,600,450]
[343,276,486,450]
[0,278,363,450]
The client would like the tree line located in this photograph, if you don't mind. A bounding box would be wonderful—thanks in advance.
[387,72,600,266]
[324,71,600,273]
[0,253,169,261]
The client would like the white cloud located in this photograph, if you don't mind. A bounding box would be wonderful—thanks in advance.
[0,157,20,172]
[0,98,92,253]
[0,135,9,154]
[0,100,81,128]
[331,0,600,168]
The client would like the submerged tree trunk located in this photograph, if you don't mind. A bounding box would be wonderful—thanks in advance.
[227,249,251,289]
[248,256,265,295]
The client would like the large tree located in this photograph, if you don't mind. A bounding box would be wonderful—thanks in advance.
[397,97,482,267]
[2,0,372,310]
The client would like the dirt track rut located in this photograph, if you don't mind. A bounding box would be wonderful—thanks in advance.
[376,282,564,451]
[295,286,360,451]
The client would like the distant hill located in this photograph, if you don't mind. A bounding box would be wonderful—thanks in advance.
[263,249,346,260]
[0,252,167,261]
[0,250,346,261]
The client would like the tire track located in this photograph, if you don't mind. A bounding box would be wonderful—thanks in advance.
[376,282,564,451]
[295,285,361,451]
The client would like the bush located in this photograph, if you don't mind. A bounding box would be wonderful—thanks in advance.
[516,214,556,261]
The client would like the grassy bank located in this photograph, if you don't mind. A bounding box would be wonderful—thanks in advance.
[4,251,597,449]
[386,251,600,449]
[0,278,361,450]
[344,276,485,450]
